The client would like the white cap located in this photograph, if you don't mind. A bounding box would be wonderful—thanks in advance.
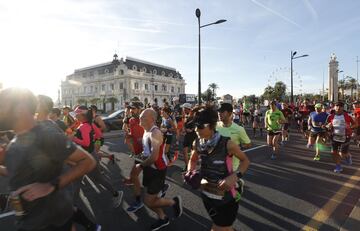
[181,103,192,109]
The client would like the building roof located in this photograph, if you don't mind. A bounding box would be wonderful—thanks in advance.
[70,55,183,79]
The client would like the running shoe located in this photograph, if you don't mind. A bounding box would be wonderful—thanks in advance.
[172,196,183,218]
[87,224,102,231]
[333,164,343,173]
[306,143,314,149]
[127,201,144,213]
[313,155,321,161]
[345,156,352,165]
[150,217,170,231]
[270,154,276,160]
[159,183,170,198]
[112,191,123,208]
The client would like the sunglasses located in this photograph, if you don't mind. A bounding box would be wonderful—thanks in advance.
[195,123,210,129]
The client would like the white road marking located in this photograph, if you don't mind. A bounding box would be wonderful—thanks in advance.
[244,145,267,153]
[0,211,15,219]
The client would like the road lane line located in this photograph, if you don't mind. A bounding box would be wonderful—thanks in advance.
[0,211,15,219]
[244,145,267,153]
[302,168,360,230]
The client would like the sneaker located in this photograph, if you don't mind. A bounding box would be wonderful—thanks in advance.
[159,183,170,198]
[270,154,276,160]
[333,164,343,173]
[126,201,144,213]
[87,224,102,231]
[113,191,123,208]
[123,178,134,186]
[345,156,352,165]
[172,196,183,218]
[306,143,314,149]
[313,155,321,161]
[150,217,170,231]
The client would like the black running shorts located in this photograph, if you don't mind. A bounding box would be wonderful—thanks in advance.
[143,167,167,195]
[201,194,239,227]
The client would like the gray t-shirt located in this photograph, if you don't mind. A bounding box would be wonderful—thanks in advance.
[4,123,77,230]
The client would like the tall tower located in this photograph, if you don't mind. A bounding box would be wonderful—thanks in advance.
[328,53,339,102]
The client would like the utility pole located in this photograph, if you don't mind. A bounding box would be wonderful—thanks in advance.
[356,56,359,100]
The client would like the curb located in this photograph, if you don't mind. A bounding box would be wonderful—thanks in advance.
[340,199,360,231]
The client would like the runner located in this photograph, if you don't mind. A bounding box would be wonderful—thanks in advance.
[0,88,96,231]
[265,101,286,160]
[181,103,197,172]
[49,108,67,132]
[233,105,241,125]
[187,106,250,231]
[70,105,123,207]
[352,101,360,147]
[281,102,293,144]
[134,108,183,230]
[160,107,176,161]
[299,100,312,138]
[326,101,357,173]
[307,103,329,161]
[252,104,264,137]
[242,97,251,126]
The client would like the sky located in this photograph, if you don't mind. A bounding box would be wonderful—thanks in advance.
[0,0,359,101]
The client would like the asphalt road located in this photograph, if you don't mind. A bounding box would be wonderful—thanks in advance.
[1,128,360,231]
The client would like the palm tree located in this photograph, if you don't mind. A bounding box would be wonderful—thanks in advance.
[89,98,100,105]
[77,98,87,106]
[106,97,119,111]
[346,77,357,100]
[338,80,346,100]
[208,83,219,101]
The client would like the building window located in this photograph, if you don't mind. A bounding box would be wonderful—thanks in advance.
[95,86,98,92]
[155,85,158,91]
[171,87,174,93]
[134,82,139,90]
[162,84,167,92]
[153,69,157,75]
[82,72,87,78]
[90,86,93,92]
[102,84,105,91]
[120,82,124,89]
[89,71,94,77]
[161,71,165,76]
[120,70,124,75]
[110,83,114,91]
[132,65,137,71]
[169,73,173,78]
[145,84,148,90]
[141,67,146,72]
[178,87,180,93]
[104,68,109,73]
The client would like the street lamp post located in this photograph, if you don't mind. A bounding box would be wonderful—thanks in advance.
[291,51,309,105]
[196,8,226,105]
[332,69,343,102]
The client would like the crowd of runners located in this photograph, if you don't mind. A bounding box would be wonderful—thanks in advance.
[0,87,359,231]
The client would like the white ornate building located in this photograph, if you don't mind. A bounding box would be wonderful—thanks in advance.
[328,53,339,102]
[61,55,186,111]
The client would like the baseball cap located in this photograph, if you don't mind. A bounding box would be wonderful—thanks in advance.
[314,103,323,109]
[129,101,143,109]
[217,103,233,112]
[181,103,192,109]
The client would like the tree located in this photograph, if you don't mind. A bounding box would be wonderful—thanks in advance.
[346,77,357,100]
[273,81,287,100]
[107,97,118,111]
[89,98,100,105]
[338,79,346,100]
[262,86,275,100]
[208,83,219,101]
[201,88,213,102]
[77,98,87,106]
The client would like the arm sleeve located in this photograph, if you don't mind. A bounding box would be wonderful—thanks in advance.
[72,124,92,148]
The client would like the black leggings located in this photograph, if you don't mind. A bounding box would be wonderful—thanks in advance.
[18,218,72,231]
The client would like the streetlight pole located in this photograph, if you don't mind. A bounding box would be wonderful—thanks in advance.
[356,56,359,100]
[195,8,226,105]
[290,51,309,105]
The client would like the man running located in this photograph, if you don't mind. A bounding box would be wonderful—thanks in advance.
[265,101,286,160]
[352,101,360,147]
[307,103,329,161]
[0,88,96,231]
[281,102,293,144]
[326,102,357,173]
[133,108,183,230]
